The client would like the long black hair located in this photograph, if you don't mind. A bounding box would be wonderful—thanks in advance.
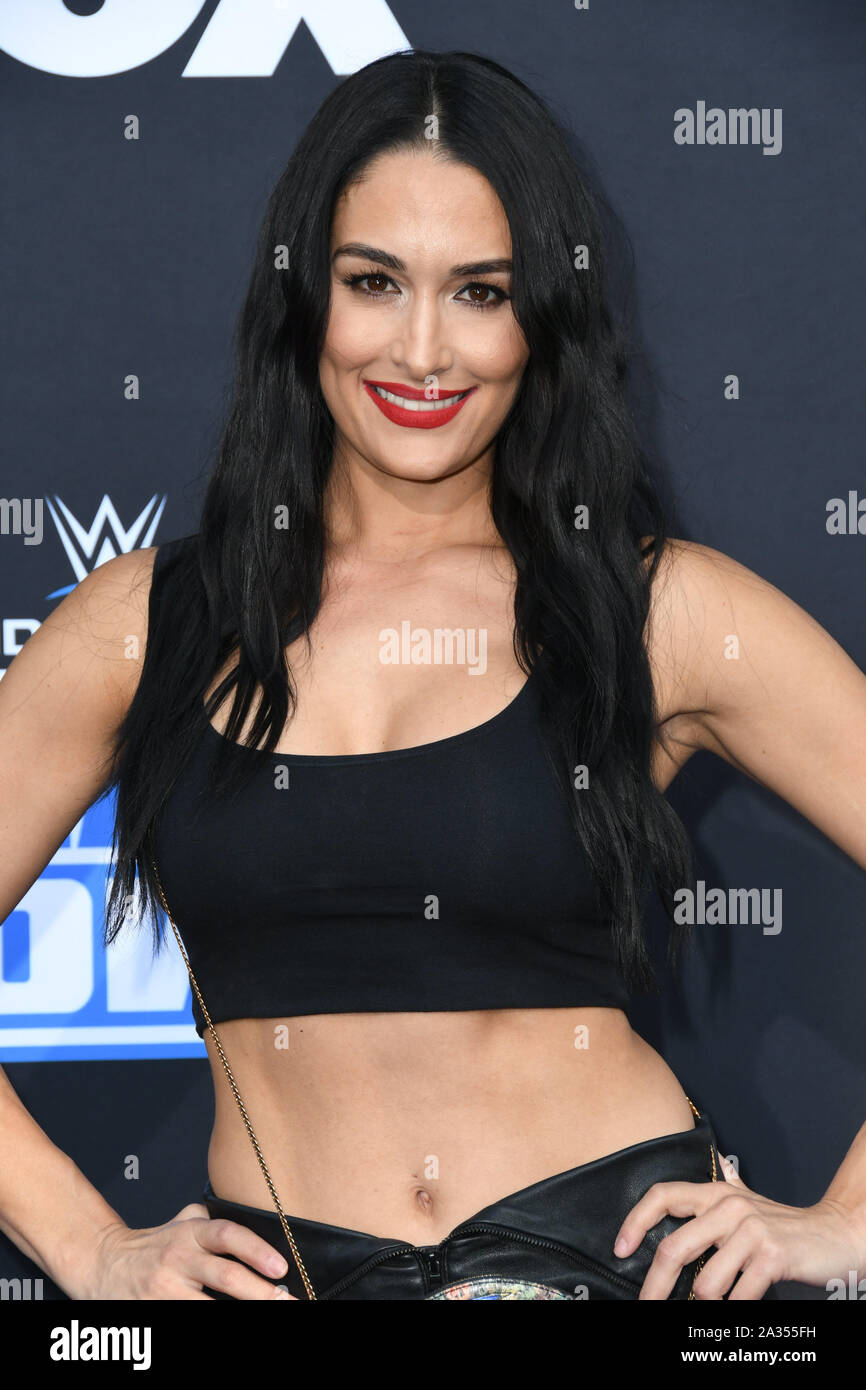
[104,48,695,994]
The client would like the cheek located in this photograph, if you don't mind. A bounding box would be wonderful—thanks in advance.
[458,318,528,382]
[321,302,384,370]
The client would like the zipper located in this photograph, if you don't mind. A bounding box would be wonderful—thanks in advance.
[421,1246,442,1287]
[322,1243,421,1299]
[447,1221,640,1294]
[325,1241,446,1298]
[320,1221,644,1299]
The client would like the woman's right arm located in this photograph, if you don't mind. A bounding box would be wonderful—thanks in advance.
[0,548,293,1299]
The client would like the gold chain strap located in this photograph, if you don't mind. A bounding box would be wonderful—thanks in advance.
[685,1094,717,1300]
[149,855,317,1300]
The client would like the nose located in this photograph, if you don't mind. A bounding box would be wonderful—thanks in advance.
[390,288,453,384]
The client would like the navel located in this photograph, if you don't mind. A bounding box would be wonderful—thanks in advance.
[414,1186,435,1215]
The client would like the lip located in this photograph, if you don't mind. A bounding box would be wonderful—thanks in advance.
[366,379,470,401]
[362,379,477,430]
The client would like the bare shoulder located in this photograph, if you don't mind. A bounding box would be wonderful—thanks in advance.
[0,546,159,737]
[641,532,767,597]
[640,532,847,753]
[639,535,866,868]
[639,533,789,722]
[645,531,777,619]
[45,546,158,629]
[41,546,158,691]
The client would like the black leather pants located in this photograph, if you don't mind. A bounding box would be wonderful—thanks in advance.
[202,1106,778,1300]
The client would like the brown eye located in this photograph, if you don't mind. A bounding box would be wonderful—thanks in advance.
[340,271,398,296]
[455,282,509,308]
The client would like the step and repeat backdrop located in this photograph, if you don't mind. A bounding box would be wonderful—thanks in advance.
[0,1,864,1300]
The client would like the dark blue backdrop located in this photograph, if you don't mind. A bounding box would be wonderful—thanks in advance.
[1,0,864,1302]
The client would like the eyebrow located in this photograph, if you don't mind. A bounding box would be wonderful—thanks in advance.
[331,243,513,277]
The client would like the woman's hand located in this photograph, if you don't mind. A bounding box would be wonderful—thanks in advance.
[614,1158,864,1300]
[74,1204,296,1300]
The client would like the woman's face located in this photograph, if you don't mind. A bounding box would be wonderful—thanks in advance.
[319,146,529,485]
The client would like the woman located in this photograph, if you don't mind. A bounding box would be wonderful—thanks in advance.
[1,49,864,1302]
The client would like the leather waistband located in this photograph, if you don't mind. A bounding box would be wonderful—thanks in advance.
[202,1111,722,1300]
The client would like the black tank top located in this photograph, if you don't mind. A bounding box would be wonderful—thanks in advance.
[148,537,630,1035]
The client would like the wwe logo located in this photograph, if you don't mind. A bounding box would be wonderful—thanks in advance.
[46,494,166,599]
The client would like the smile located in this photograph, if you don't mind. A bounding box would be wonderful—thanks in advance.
[363,380,477,430]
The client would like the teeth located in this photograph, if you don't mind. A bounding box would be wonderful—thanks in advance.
[370,385,469,411]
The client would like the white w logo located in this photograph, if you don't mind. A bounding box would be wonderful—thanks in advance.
[46,494,166,597]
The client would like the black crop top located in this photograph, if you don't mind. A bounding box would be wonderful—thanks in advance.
[148,537,630,1036]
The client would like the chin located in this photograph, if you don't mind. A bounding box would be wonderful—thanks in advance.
[369,452,466,483]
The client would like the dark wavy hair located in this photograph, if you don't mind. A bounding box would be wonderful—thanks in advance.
[104,47,696,994]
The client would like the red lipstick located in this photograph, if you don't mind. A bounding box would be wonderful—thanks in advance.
[363,379,477,430]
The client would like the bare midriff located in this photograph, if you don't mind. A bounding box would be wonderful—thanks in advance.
[204,1006,697,1244]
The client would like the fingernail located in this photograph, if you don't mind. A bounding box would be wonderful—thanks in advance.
[269,1256,288,1276]
[274,1286,290,1300]
[614,1235,629,1256]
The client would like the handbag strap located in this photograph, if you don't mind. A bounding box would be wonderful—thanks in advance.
[685,1094,717,1299]
[149,855,317,1300]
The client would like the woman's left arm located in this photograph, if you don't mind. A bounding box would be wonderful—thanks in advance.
[623,539,866,1299]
